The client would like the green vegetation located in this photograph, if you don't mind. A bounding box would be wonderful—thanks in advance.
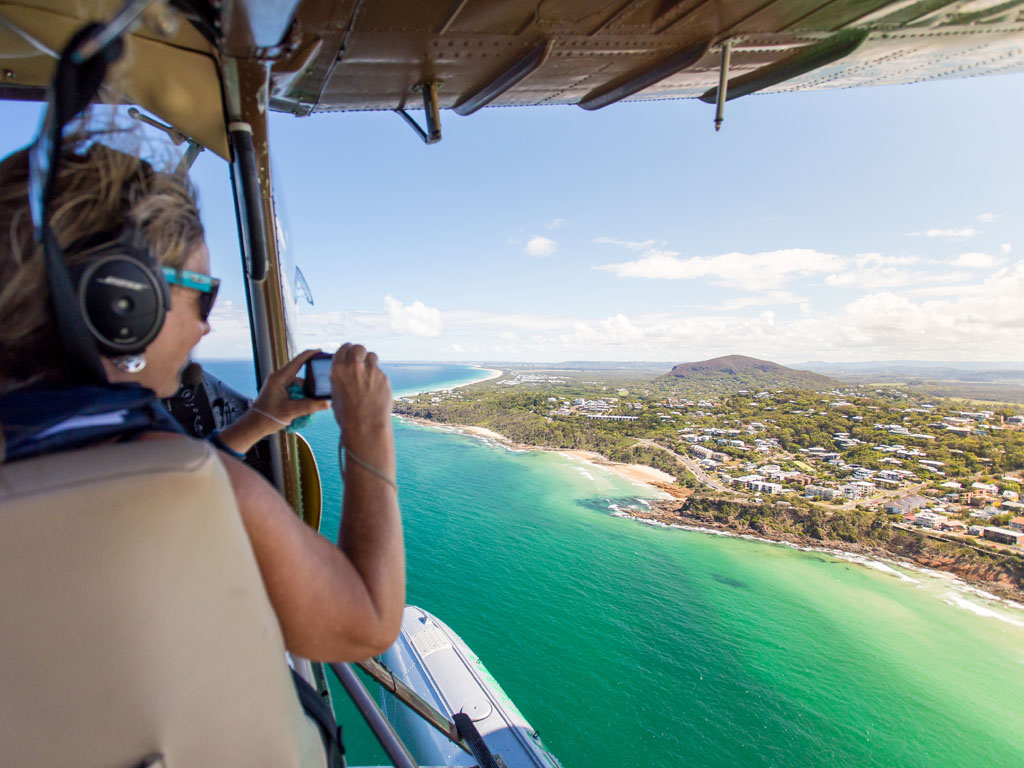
[393,364,1024,596]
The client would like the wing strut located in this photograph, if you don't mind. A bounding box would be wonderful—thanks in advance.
[714,39,732,131]
[396,81,442,144]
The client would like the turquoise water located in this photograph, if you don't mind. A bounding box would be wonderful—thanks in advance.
[204,361,1024,767]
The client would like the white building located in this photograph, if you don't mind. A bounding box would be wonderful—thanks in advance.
[915,511,948,529]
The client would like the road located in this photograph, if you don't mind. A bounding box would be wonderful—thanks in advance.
[634,438,733,493]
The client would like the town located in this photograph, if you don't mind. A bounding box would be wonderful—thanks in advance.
[395,370,1024,557]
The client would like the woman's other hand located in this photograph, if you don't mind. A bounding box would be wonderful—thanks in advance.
[215,342,403,659]
[330,343,393,444]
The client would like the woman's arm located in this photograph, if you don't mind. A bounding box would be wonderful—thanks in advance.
[217,343,403,661]
[215,349,330,455]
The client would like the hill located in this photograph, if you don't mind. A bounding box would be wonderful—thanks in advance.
[665,355,836,393]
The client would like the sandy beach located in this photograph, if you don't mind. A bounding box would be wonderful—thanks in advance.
[396,414,1023,602]
[401,417,685,497]
[453,367,503,388]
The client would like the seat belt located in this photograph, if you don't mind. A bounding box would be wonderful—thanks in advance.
[290,669,346,768]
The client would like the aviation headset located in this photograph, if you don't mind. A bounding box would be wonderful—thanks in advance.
[31,23,170,381]
[66,227,170,355]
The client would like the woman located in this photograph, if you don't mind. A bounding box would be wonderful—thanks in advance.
[0,139,404,662]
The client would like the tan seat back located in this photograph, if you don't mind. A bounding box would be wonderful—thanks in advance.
[0,437,325,767]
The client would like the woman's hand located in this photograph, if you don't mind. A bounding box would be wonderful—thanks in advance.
[215,349,329,455]
[330,343,393,445]
[251,349,331,428]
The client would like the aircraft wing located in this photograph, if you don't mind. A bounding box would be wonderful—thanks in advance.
[2,0,1024,155]
[269,0,1024,116]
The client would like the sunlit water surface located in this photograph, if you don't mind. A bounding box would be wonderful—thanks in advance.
[205,360,1024,768]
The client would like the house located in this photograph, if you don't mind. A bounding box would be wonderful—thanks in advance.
[1009,517,1024,533]
[915,511,948,529]
[840,481,876,500]
[982,527,1024,547]
[884,496,927,515]
[806,485,839,501]
[690,444,713,460]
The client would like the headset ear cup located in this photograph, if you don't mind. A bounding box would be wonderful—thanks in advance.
[73,252,167,356]
[64,226,168,355]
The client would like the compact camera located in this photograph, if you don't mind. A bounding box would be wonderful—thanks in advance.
[303,352,333,399]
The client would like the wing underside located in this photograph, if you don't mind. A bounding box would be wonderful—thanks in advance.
[271,0,1024,116]
[2,0,1023,153]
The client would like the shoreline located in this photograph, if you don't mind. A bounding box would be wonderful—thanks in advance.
[620,501,1024,611]
[396,414,1024,607]
[399,416,685,497]
[394,365,504,399]
[452,366,503,389]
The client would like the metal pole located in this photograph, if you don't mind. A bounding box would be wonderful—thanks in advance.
[356,658,471,755]
[715,39,732,132]
[329,663,420,768]
[222,57,302,510]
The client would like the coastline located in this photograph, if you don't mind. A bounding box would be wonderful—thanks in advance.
[402,417,685,498]
[396,414,1024,606]
[452,366,502,389]
[621,501,1024,611]
[393,365,503,399]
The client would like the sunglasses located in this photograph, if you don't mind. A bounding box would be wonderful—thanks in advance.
[161,267,220,322]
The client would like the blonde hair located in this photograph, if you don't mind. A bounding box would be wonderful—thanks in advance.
[0,140,204,393]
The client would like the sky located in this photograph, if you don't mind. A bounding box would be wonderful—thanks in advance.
[3,69,1023,365]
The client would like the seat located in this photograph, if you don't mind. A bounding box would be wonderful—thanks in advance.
[0,437,326,767]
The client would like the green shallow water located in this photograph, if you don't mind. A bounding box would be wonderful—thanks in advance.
[208,362,1024,767]
[318,420,1024,767]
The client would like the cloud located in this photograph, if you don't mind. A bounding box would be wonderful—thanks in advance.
[719,291,806,310]
[278,296,447,350]
[593,236,657,251]
[978,213,996,223]
[908,227,977,238]
[952,251,997,269]
[384,295,444,337]
[545,218,569,230]
[823,253,979,290]
[198,255,1024,364]
[523,235,557,258]
[1002,243,1012,254]
[824,253,918,289]
[390,259,1024,361]
[854,253,920,267]
[908,283,987,298]
[547,263,1024,360]
[594,247,844,291]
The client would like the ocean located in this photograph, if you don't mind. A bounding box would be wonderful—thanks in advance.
[203,360,1024,767]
